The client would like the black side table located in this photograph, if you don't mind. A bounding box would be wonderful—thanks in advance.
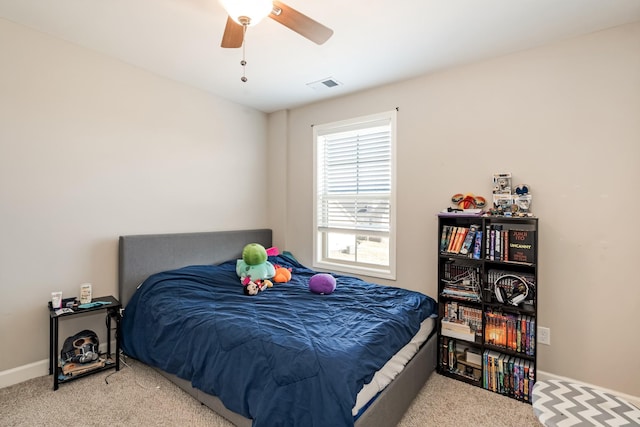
[48,295,121,390]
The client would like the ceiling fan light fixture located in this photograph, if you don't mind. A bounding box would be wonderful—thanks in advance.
[219,0,273,26]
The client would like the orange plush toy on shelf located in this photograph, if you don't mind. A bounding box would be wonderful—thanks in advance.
[451,193,487,210]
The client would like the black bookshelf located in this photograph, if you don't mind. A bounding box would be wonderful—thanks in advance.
[436,214,538,403]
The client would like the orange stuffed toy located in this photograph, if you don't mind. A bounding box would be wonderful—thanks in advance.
[451,193,487,210]
[273,265,292,283]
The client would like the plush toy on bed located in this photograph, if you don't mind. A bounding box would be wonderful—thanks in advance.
[262,246,293,283]
[309,273,336,295]
[273,265,292,283]
[242,278,261,296]
[241,276,273,295]
[237,243,275,294]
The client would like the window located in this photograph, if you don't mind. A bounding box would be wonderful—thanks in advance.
[313,110,396,280]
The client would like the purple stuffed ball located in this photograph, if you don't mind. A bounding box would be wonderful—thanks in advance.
[309,273,336,295]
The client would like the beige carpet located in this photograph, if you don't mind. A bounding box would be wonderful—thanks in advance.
[0,359,541,427]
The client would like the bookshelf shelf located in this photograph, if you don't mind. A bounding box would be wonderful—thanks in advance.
[483,343,536,361]
[440,368,482,386]
[436,214,538,403]
[485,259,535,267]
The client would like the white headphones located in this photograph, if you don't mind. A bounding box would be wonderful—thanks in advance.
[494,274,530,306]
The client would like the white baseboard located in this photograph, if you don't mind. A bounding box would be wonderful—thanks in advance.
[0,359,49,389]
[537,370,640,408]
[0,341,117,389]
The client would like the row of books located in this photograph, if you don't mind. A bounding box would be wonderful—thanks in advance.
[486,225,535,263]
[440,223,536,264]
[441,263,482,302]
[484,310,535,356]
[483,350,535,402]
[439,225,482,259]
[443,301,482,338]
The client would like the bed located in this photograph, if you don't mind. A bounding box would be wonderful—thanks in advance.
[118,229,438,427]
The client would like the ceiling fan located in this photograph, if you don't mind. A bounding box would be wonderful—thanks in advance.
[219,0,333,48]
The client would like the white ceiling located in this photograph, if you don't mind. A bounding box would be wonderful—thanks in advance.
[1,0,639,113]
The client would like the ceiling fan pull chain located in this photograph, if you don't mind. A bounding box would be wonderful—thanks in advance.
[240,24,248,82]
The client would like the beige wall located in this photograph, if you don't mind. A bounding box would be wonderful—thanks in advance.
[272,22,640,397]
[0,18,268,373]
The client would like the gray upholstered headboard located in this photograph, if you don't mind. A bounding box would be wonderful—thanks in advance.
[118,229,272,307]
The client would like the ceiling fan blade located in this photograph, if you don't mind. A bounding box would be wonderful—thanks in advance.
[221,16,244,48]
[269,1,333,45]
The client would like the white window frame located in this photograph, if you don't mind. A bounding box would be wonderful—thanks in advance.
[312,110,397,280]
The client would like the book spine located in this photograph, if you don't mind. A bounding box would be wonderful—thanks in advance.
[459,225,477,256]
[484,312,492,345]
[439,225,450,252]
[514,358,521,400]
[500,313,507,348]
[523,361,530,402]
[483,350,488,388]
[523,316,529,355]
[487,351,494,390]
[485,224,491,259]
[503,230,509,261]
[454,227,468,253]
[506,356,514,397]
[495,354,501,393]
[516,314,522,353]
[446,226,455,252]
[472,231,483,260]
[519,359,525,400]
[528,361,535,399]
[447,227,458,252]
[448,338,455,371]
[498,354,505,394]
[490,228,496,261]
[441,337,449,370]
[529,315,535,356]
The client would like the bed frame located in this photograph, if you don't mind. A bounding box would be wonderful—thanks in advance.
[118,228,437,427]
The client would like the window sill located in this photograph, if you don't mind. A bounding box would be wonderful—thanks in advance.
[312,260,396,281]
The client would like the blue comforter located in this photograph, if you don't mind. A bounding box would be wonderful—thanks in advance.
[121,255,436,427]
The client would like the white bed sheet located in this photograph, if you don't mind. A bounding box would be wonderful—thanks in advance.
[353,317,435,415]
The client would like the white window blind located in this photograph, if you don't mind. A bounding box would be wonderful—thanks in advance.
[313,111,396,279]
[318,122,391,233]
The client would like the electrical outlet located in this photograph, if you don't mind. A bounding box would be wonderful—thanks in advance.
[538,326,551,345]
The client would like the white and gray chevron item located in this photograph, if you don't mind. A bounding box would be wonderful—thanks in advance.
[532,379,640,426]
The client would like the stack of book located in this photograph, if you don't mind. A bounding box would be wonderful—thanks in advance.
[444,301,482,337]
[441,264,481,302]
[441,318,475,341]
[441,281,481,302]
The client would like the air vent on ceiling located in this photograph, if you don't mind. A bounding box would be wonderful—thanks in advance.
[307,77,343,91]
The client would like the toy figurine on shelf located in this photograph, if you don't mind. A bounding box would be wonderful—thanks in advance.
[514,184,533,217]
[493,173,512,195]
[451,193,487,210]
[492,172,513,213]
